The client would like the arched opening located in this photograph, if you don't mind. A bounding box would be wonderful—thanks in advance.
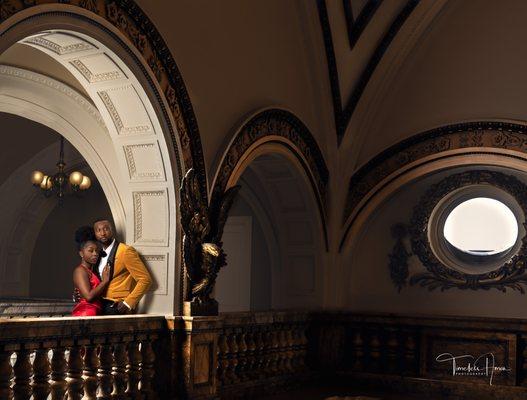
[0,11,184,314]
[0,112,113,303]
[215,152,324,312]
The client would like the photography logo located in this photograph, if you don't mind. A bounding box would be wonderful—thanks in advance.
[435,352,511,385]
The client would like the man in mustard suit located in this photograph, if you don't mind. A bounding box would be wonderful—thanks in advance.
[93,218,152,315]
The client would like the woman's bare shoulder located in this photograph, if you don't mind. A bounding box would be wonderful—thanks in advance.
[73,265,90,277]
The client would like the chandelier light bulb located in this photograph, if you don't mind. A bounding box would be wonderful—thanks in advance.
[40,176,52,190]
[79,176,91,190]
[69,171,83,186]
[30,170,44,186]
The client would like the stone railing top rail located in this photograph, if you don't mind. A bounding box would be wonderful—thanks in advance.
[0,314,166,342]
[310,310,527,332]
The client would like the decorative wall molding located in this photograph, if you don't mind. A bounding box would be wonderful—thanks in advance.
[0,0,207,198]
[316,0,418,143]
[0,65,106,129]
[70,56,123,83]
[132,189,168,246]
[98,85,153,135]
[210,109,329,248]
[142,253,168,295]
[342,121,527,250]
[24,32,96,55]
[123,142,165,181]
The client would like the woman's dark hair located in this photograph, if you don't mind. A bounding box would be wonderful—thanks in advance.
[75,226,97,250]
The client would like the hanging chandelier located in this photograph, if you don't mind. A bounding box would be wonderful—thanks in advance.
[30,136,91,203]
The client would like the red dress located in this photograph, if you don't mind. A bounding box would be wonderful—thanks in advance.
[72,265,103,316]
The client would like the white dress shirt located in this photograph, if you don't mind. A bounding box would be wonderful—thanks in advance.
[97,239,116,276]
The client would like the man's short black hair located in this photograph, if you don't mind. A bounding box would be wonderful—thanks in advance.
[93,217,113,226]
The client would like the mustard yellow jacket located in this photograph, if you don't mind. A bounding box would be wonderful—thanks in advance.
[104,243,152,309]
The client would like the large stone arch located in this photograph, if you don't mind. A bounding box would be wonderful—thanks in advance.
[0,0,207,195]
[0,2,201,313]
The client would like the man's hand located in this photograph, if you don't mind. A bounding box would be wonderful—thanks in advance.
[115,301,132,314]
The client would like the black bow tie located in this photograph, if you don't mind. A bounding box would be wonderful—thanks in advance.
[100,250,107,257]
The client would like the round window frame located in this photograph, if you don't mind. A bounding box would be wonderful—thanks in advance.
[409,170,527,291]
[429,186,523,275]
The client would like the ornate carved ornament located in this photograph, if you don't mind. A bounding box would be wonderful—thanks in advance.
[343,122,527,249]
[210,109,330,248]
[0,0,207,198]
[180,169,240,314]
[389,170,527,293]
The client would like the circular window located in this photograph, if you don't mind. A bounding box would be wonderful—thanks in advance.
[425,181,525,275]
[409,170,527,291]
[443,197,518,256]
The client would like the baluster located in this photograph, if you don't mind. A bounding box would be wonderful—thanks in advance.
[522,336,527,385]
[268,330,279,377]
[403,333,417,375]
[82,344,99,400]
[217,334,228,386]
[253,330,265,379]
[352,329,364,371]
[97,343,114,400]
[262,329,274,378]
[0,349,14,400]
[226,331,239,385]
[111,340,128,399]
[126,340,142,399]
[236,331,247,381]
[13,348,32,400]
[386,330,400,373]
[33,347,51,400]
[297,327,308,371]
[288,328,298,373]
[284,327,294,374]
[51,347,68,400]
[369,331,381,372]
[279,328,289,374]
[67,342,84,400]
[245,330,256,380]
[140,334,157,400]
[274,329,284,375]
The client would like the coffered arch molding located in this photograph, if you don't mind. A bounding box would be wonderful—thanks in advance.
[210,109,330,249]
[0,0,207,197]
[340,121,527,251]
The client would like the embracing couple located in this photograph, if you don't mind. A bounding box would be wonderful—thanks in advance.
[71,218,152,316]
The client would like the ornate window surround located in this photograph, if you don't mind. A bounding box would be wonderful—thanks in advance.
[408,170,527,292]
[427,183,523,275]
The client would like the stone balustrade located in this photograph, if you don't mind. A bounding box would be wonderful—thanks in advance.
[217,311,310,398]
[0,315,165,400]
[3,310,526,399]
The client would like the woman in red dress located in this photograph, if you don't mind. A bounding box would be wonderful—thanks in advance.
[72,226,110,316]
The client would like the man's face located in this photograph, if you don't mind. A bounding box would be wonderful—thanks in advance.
[94,220,114,245]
